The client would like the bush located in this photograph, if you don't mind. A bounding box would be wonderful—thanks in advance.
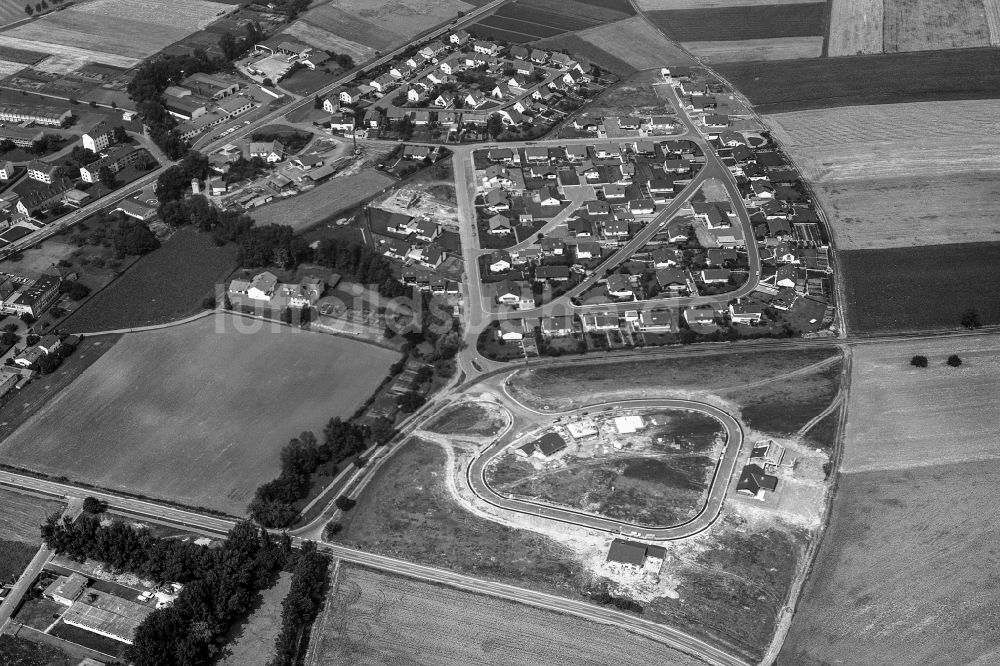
[910,355,928,368]
[82,496,106,514]
[947,354,962,367]
[334,495,355,511]
[960,308,981,330]
[201,296,216,309]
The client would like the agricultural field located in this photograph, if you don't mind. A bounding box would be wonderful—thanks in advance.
[841,335,1000,473]
[471,0,633,43]
[59,228,237,333]
[826,0,885,55]
[281,20,374,62]
[0,488,63,583]
[322,0,473,37]
[841,243,1000,333]
[312,564,706,666]
[487,410,722,526]
[335,438,590,594]
[647,3,827,41]
[884,0,991,52]
[637,0,813,6]
[716,48,1000,113]
[219,573,292,666]
[684,36,823,62]
[0,314,398,515]
[780,459,1000,664]
[506,347,839,412]
[0,0,28,28]
[249,170,394,231]
[531,33,640,76]
[424,401,508,437]
[0,0,234,71]
[571,16,696,70]
[0,635,74,666]
[299,3,406,51]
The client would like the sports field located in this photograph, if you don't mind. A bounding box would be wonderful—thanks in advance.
[716,48,1000,113]
[0,0,233,71]
[684,36,823,61]
[841,243,1000,333]
[0,314,398,515]
[780,458,1000,664]
[647,3,827,41]
[572,16,695,70]
[313,565,706,666]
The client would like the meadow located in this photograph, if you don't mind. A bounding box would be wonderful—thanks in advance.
[841,244,1000,333]
[842,335,1000,473]
[647,3,827,41]
[716,48,1000,113]
[424,401,507,437]
[0,314,398,515]
[218,573,291,666]
[313,565,706,666]
[780,460,1000,664]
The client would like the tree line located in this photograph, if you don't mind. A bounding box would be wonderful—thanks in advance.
[249,418,385,528]
[42,514,291,665]
[268,542,329,666]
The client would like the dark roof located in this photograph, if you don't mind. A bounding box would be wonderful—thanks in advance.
[606,538,647,566]
[736,464,778,495]
[534,432,566,456]
[535,265,570,279]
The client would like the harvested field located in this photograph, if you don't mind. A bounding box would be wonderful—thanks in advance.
[575,17,696,70]
[780,459,1000,664]
[988,0,1000,43]
[219,573,292,666]
[717,49,1000,113]
[506,348,839,411]
[313,564,705,666]
[683,36,823,61]
[0,37,138,71]
[281,21,374,62]
[841,244,1000,333]
[320,0,473,38]
[884,0,991,52]
[300,4,405,51]
[841,335,1000,473]
[337,438,588,593]
[826,0,884,55]
[59,228,237,333]
[647,3,827,41]
[0,60,26,77]
[250,170,394,231]
[424,401,507,436]
[472,0,632,42]
[531,33,639,75]
[0,0,28,29]
[0,314,398,515]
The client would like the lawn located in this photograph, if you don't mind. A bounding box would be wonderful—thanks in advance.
[49,621,126,659]
[716,48,1000,114]
[841,243,1000,333]
[0,487,64,583]
[0,635,73,666]
[506,347,840,411]
[842,335,1000,474]
[647,3,827,41]
[311,564,706,666]
[0,314,399,515]
[59,227,237,333]
[249,171,394,231]
[219,573,292,666]
[780,459,1000,665]
[423,401,508,437]
[14,597,64,631]
[334,438,589,595]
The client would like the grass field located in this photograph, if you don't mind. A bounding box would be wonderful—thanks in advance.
[988,0,1000,43]
[826,0,884,55]
[779,459,1000,664]
[424,401,507,437]
[884,0,991,52]
[647,3,827,41]
[0,487,63,583]
[841,335,1000,473]
[684,36,823,61]
[59,228,237,333]
[313,564,706,666]
[336,438,589,594]
[841,244,1000,333]
[0,314,398,515]
[250,171,394,231]
[716,48,1000,113]
[0,635,73,666]
[573,16,696,70]
[219,573,291,666]
[506,348,839,411]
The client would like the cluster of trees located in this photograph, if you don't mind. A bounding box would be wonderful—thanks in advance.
[128,52,220,159]
[273,0,311,21]
[156,151,210,203]
[312,237,407,299]
[59,280,91,301]
[590,587,644,614]
[218,22,265,61]
[112,219,160,259]
[224,155,269,185]
[268,542,329,666]
[42,514,291,665]
[249,418,378,528]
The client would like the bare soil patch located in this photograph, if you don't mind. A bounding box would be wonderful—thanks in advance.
[424,401,507,437]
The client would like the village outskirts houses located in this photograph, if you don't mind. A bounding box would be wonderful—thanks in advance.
[228,271,325,311]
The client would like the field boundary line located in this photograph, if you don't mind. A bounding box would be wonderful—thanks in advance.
[303,558,341,666]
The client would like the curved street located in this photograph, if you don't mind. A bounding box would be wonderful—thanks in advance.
[467,398,745,541]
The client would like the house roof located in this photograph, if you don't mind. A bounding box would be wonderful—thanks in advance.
[606,539,647,566]
[535,265,569,279]
[737,463,778,494]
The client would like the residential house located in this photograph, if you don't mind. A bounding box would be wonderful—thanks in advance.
[26,160,59,184]
[540,316,574,337]
[485,189,511,212]
[605,273,633,299]
[370,73,396,93]
[684,307,718,326]
[655,267,688,292]
[488,213,512,235]
[736,464,778,499]
[539,238,566,256]
[449,29,470,45]
[582,314,619,332]
[488,250,512,272]
[81,119,123,153]
[473,41,499,55]
[0,161,14,181]
[575,241,601,260]
[495,279,520,305]
[534,265,570,282]
[499,319,524,341]
[638,309,678,333]
[729,302,766,324]
[9,274,60,317]
[248,140,285,162]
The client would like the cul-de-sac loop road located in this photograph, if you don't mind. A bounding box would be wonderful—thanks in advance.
[467,399,745,541]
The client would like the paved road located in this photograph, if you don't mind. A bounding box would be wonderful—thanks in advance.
[0,545,49,630]
[467,398,745,541]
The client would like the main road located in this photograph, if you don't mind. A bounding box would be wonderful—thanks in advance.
[467,398,745,541]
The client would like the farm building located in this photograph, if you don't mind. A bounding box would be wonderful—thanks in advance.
[736,464,778,499]
[44,573,88,606]
[63,589,154,644]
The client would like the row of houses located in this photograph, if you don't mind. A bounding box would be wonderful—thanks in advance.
[228,271,325,310]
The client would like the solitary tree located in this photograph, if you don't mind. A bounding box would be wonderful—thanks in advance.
[910,355,928,368]
[947,354,963,367]
[960,308,982,330]
[24,4,32,16]
[82,497,105,514]
[98,165,116,189]
[334,495,355,511]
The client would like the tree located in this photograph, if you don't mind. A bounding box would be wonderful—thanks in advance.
[910,355,928,368]
[960,308,981,330]
[112,219,159,258]
[218,31,239,61]
[333,495,355,511]
[0,331,17,347]
[398,390,425,413]
[947,354,962,367]
[112,125,129,145]
[98,165,117,189]
[60,280,91,301]
[24,4,32,15]
[82,496,106,514]
[486,113,503,139]
[201,296,216,309]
